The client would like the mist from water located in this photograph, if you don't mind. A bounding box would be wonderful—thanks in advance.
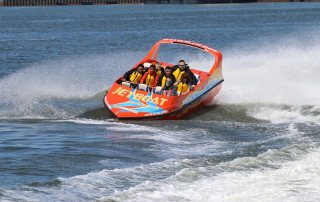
[220,33,320,106]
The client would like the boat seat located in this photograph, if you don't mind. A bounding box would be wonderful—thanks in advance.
[121,82,131,87]
[143,62,152,69]
[138,84,148,91]
[153,86,162,94]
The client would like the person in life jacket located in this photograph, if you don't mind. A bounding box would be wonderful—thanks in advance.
[121,64,145,87]
[155,62,165,77]
[176,73,192,95]
[171,60,198,89]
[156,66,177,96]
[140,64,158,89]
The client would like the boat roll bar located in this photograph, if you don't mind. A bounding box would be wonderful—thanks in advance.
[142,39,222,76]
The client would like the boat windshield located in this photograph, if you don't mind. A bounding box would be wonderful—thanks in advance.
[157,44,215,73]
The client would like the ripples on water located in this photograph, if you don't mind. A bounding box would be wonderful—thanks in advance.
[1,3,320,202]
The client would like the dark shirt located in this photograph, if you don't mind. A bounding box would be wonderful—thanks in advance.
[157,74,176,90]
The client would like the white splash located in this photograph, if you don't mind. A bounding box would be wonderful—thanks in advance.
[220,36,320,106]
[0,52,143,119]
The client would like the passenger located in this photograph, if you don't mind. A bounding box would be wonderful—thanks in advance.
[171,60,198,88]
[156,66,176,96]
[155,62,165,77]
[121,64,145,88]
[140,64,158,90]
[176,73,191,95]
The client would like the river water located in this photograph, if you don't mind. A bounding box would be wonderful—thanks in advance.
[1,3,320,201]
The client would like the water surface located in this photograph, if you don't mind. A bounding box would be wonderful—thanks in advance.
[1,3,320,201]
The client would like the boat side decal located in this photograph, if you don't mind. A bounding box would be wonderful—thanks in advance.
[109,88,165,114]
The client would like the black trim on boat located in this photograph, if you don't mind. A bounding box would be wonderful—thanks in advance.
[173,41,205,50]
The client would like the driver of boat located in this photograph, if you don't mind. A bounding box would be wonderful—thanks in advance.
[121,64,145,87]
[171,60,198,88]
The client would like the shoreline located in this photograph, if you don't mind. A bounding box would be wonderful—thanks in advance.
[1,0,319,7]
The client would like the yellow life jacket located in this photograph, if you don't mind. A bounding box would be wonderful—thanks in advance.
[129,71,143,83]
[146,74,155,87]
[177,82,189,94]
[173,68,185,81]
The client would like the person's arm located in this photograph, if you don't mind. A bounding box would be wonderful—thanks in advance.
[187,83,193,92]
[171,76,177,87]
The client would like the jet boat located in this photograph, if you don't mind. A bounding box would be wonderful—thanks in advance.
[104,39,224,120]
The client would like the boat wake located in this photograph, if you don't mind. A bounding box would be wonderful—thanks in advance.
[1,120,319,202]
